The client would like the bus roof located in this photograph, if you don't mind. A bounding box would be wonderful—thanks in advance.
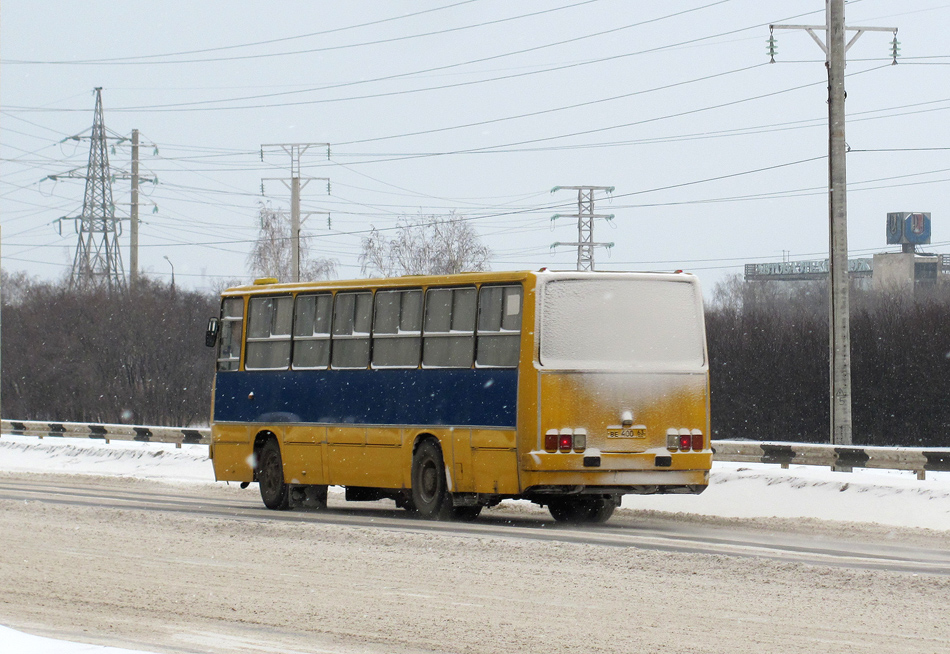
[219,269,698,297]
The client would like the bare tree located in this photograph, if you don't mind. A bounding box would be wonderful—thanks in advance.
[2,276,217,426]
[246,203,337,281]
[359,213,492,277]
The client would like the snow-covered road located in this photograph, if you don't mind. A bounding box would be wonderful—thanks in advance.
[1,434,949,654]
[1,434,948,529]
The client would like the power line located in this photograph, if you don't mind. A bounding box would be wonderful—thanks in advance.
[334,63,764,147]
[62,1,605,66]
[5,3,812,114]
[2,0,485,64]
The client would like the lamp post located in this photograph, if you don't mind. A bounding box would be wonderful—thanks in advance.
[163,255,175,291]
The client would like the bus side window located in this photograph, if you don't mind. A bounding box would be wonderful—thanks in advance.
[476,285,522,368]
[293,293,332,369]
[245,296,293,370]
[423,287,476,368]
[332,291,373,368]
[372,289,422,368]
[217,297,244,371]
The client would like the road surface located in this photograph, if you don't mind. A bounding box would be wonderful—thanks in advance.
[1,472,948,654]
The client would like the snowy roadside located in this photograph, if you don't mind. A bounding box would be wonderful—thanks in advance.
[1,433,948,531]
[1,433,948,654]
[0,625,156,654]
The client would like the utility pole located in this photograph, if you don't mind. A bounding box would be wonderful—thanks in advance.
[130,129,140,287]
[550,185,615,271]
[770,1,898,447]
[261,143,330,283]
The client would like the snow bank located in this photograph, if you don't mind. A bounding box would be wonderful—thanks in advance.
[624,462,950,531]
[0,435,212,484]
[0,625,156,654]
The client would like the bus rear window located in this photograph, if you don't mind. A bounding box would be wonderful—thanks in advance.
[539,278,705,370]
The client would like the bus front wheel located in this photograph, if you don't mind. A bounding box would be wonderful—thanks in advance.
[547,496,616,523]
[410,439,452,520]
[257,439,290,510]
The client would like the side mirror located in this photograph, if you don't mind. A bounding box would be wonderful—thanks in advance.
[205,317,220,348]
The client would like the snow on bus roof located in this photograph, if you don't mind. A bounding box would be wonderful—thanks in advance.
[222,269,698,296]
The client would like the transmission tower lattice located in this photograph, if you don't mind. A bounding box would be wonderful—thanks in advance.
[66,88,125,290]
[551,185,615,271]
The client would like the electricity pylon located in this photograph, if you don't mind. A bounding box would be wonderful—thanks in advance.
[58,88,126,291]
[551,185,615,271]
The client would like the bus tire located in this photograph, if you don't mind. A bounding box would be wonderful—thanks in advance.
[452,505,483,521]
[411,439,452,520]
[257,439,290,510]
[547,496,615,524]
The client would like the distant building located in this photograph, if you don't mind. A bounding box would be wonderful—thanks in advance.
[744,211,949,291]
[871,252,943,292]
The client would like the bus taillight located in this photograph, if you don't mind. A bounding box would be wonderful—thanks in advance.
[544,430,559,453]
[679,429,691,451]
[691,430,704,451]
[669,428,704,451]
[572,429,587,452]
[667,429,679,451]
[558,431,573,453]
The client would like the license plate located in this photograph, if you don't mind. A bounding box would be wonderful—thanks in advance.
[607,427,647,439]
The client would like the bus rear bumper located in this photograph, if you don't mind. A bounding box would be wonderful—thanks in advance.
[521,450,711,472]
[521,467,708,493]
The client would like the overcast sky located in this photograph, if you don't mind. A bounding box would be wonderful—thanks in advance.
[2,0,948,294]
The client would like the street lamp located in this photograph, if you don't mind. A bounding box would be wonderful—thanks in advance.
[163,255,175,291]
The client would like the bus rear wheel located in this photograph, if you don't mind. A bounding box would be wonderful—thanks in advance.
[410,439,452,520]
[257,439,290,510]
[547,496,616,523]
[452,505,483,521]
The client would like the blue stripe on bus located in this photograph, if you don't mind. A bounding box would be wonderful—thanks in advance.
[213,368,519,428]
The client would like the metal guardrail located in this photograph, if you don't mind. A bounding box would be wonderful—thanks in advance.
[0,419,209,447]
[713,440,950,480]
[2,421,947,480]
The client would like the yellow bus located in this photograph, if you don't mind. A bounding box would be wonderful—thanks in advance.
[205,270,711,523]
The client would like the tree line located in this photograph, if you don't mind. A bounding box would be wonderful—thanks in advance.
[707,277,950,447]
[1,272,216,426]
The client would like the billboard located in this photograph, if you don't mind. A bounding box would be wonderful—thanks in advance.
[744,258,872,281]
[886,212,931,245]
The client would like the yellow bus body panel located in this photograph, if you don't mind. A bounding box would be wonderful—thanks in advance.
[361,428,405,489]
[282,425,327,485]
[211,424,253,482]
[536,371,709,452]
[469,429,519,494]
